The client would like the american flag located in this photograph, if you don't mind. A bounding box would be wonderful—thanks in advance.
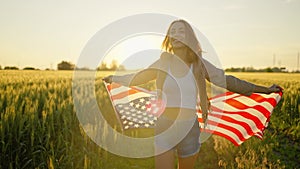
[104,82,282,146]
[105,82,165,130]
[197,91,282,146]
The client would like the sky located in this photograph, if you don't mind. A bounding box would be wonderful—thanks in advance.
[0,0,299,71]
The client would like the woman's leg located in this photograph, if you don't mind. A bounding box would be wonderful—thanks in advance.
[176,117,200,169]
[155,149,175,169]
[178,153,198,169]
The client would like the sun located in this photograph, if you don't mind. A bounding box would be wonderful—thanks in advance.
[103,33,164,70]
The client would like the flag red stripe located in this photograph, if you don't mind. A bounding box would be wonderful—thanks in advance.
[202,129,240,146]
[225,99,249,109]
[250,93,280,107]
[111,89,139,100]
[107,82,122,91]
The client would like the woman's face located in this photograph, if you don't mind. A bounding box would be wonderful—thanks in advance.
[169,22,186,49]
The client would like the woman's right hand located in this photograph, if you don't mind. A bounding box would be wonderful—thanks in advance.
[102,75,113,83]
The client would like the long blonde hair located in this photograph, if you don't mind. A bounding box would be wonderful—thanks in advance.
[161,19,203,63]
[161,19,210,125]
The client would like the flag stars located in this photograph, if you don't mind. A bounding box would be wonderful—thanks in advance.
[149,120,154,125]
[109,85,162,130]
[135,103,140,108]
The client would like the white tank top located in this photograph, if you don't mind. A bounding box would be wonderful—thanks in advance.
[162,64,197,109]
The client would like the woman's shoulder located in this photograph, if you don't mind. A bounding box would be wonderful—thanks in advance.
[160,52,173,60]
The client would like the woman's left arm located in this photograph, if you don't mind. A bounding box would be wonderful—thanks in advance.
[201,58,283,96]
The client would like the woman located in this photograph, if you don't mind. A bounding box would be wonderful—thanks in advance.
[103,19,282,169]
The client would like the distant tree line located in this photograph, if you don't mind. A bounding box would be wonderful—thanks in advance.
[2,63,296,72]
[2,66,19,70]
[57,60,126,71]
[225,66,287,72]
[0,59,126,71]
[96,60,125,71]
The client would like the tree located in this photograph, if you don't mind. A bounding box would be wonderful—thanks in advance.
[23,67,36,70]
[97,60,126,71]
[265,67,273,72]
[110,59,118,70]
[97,61,109,71]
[4,66,19,70]
[57,61,75,70]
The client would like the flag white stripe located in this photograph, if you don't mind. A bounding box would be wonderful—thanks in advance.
[110,86,130,95]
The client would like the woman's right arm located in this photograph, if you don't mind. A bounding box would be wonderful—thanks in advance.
[103,52,168,86]
[103,68,157,86]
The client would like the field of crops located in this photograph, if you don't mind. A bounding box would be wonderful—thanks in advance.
[0,70,299,169]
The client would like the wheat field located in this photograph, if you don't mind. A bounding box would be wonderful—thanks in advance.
[0,70,299,169]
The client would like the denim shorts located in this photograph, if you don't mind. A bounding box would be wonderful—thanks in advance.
[155,110,201,158]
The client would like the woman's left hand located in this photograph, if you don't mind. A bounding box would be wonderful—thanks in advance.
[267,84,283,93]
